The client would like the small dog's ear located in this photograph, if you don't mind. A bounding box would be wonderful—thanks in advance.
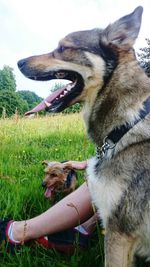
[42,160,49,166]
[63,163,73,170]
[102,6,143,47]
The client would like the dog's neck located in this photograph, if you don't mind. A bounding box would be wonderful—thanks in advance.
[86,60,150,149]
[95,96,150,160]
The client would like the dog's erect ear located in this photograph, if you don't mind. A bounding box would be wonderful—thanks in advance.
[102,6,143,47]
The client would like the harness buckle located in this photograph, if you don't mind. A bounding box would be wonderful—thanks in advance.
[96,137,115,160]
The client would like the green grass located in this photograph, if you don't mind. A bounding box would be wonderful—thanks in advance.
[0,114,148,267]
[0,114,104,267]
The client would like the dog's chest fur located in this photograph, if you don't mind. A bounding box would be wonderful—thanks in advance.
[87,157,123,227]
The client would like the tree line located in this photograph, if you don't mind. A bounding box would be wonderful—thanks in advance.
[137,38,150,77]
[0,66,43,117]
[0,39,150,117]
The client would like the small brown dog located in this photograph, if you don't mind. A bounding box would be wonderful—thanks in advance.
[42,160,77,200]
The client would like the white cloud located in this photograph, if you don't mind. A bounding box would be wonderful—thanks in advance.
[0,0,150,98]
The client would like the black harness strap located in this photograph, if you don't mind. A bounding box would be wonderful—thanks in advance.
[107,97,150,145]
[96,97,150,160]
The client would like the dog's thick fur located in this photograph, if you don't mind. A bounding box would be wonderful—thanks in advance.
[18,6,150,267]
[42,160,77,200]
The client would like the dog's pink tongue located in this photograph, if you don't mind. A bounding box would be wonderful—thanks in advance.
[25,87,65,116]
[44,188,53,199]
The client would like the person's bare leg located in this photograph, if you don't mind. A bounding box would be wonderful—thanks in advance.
[13,182,93,242]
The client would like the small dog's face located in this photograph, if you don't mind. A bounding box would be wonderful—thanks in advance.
[42,161,73,199]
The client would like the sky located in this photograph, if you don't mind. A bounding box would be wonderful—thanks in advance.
[0,0,150,99]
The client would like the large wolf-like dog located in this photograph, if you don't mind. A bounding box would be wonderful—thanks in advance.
[18,6,150,267]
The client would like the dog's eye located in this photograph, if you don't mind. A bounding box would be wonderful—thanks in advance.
[57,46,66,53]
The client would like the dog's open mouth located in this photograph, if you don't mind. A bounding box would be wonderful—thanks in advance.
[24,70,84,116]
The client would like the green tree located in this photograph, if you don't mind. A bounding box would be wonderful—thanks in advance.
[138,38,150,77]
[17,90,43,109]
[0,90,28,116]
[50,82,64,92]
[0,65,16,91]
[63,102,82,114]
[0,66,45,116]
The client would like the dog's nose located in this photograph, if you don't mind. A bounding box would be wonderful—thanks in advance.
[42,181,47,188]
[17,59,26,69]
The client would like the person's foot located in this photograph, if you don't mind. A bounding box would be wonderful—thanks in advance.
[0,219,21,253]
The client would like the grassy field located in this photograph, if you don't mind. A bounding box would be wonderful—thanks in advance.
[0,114,148,267]
[0,114,104,267]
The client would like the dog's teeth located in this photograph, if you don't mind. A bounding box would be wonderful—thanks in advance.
[56,97,59,100]
[44,101,51,107]
[60,94,64,98]
[66,84,72,91]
